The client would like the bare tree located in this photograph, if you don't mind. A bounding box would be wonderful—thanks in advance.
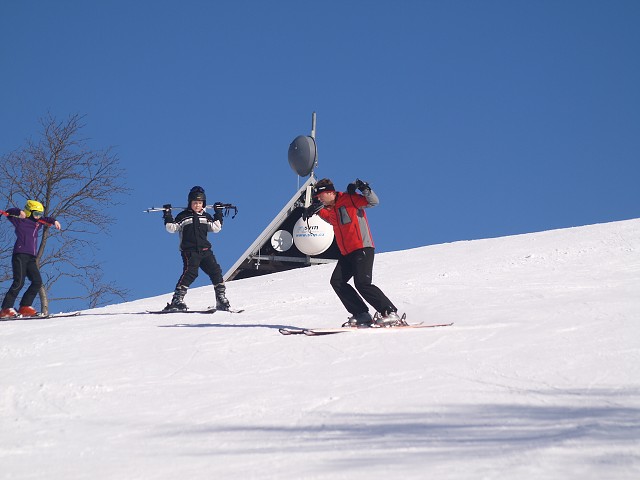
[0,113,130,313]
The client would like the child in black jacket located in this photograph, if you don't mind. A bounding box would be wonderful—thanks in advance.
[162,186,230,311]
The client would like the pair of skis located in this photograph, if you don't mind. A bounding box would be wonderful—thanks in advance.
[279,321,453,336]
[145,308,245,314]
[0,312,82,322]
[280,312,453,336]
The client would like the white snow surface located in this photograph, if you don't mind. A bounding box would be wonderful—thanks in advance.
[1,219,639,479]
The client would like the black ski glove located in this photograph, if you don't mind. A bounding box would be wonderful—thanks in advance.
[162,204,174,224]
[302,201,323,221]
[347,179,370,194]
[213,202,225,223]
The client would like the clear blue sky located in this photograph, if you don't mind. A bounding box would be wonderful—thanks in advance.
[2,0,639,310]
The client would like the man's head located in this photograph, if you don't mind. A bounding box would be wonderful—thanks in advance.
[314,178,337,205]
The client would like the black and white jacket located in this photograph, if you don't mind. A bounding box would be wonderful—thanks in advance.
[165,209,222,251]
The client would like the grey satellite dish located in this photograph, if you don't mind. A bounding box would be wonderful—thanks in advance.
[271,230,293,252]
[288,135,317,177]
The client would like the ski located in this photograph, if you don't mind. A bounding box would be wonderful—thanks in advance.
[279,322,453,336]
[45,312,83,319]
[1,311,82,322]
[146,308,244,315]
[304,322,453,336]
[146,309,217,315]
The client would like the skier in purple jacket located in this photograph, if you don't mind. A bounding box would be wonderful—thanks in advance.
[0,200,61,318]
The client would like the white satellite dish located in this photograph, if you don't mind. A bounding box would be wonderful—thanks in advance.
[293,216,334,256]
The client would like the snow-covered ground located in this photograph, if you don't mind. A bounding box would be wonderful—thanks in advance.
[1,219,639,479]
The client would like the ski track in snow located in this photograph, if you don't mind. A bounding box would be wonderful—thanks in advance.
[1,219,639,479]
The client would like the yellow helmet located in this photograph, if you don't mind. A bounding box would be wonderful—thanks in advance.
[24,200,45,217]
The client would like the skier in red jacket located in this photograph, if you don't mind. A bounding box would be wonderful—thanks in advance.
[304,178,400,327]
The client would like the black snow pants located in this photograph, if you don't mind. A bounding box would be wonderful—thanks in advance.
[329,247,396,316]
[2,253,43,309]
[175,248,224,289]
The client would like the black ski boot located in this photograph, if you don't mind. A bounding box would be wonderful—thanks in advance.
[163,287,188,312]
[214,283,230,311]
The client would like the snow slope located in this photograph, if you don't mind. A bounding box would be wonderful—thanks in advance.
[1,219,639,480]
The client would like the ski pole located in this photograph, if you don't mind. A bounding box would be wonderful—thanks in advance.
[143,204,239,218]
[0,209,57,228]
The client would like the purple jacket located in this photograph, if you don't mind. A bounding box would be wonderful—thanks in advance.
[3,208,56,256]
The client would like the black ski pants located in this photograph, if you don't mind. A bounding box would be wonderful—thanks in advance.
[175,249,223,290]
[330,247,396,316]
[2,253,43,309]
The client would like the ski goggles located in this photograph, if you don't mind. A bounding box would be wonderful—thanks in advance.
[31,211,43,218]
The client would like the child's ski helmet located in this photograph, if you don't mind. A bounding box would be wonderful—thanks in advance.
[24,200,44,217]
[188,186,206,205]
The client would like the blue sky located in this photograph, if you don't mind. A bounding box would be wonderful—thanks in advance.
[1,0,639,310]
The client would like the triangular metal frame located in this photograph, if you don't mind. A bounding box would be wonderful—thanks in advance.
[224,113,338,282]
[224,174,338,282]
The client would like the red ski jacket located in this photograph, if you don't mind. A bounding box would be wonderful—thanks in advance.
[317,190,379,256]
